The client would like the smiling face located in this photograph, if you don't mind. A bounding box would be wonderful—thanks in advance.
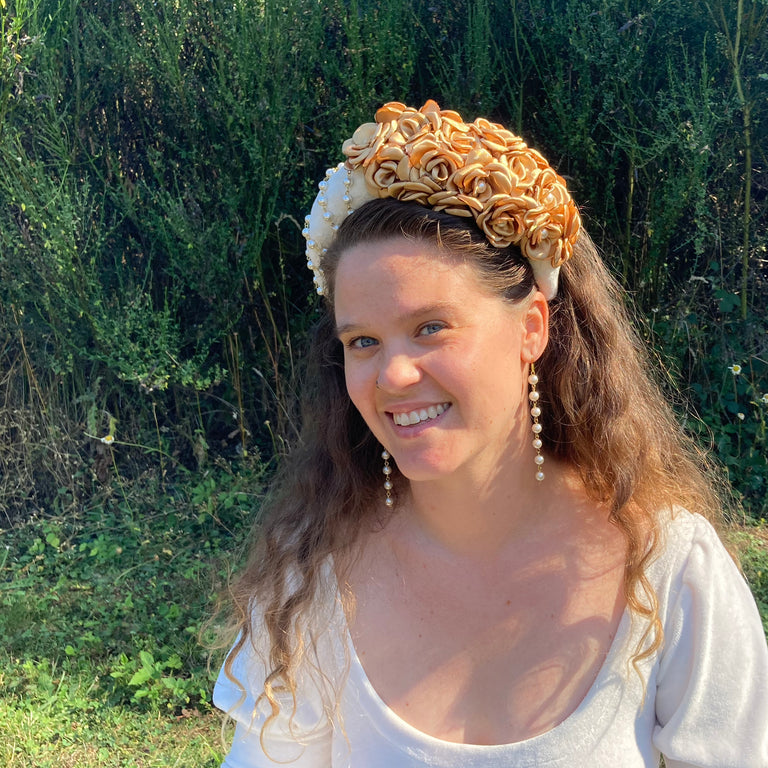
[334,237,548,488]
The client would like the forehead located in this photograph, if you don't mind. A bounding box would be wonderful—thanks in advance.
[335,237,482,294]
[333,236,506,326]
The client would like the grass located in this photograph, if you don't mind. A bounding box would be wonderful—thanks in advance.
[730,521,768,634]
[0,700,230,767]
[1,461,766,766]
[0,463,260,768]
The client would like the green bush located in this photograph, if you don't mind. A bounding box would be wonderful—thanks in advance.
[0,0,766,521]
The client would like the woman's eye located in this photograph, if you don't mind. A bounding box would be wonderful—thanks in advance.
[418,322,444,337]
[350,336,378,349]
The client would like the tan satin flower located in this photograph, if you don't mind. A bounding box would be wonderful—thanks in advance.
[408,136,463,183]
[388,177,442,206]
[342,120,401,167]
[477,195,529,248]
[341,100,581,270]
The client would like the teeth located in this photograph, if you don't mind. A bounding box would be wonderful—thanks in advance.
[393,403,449,426]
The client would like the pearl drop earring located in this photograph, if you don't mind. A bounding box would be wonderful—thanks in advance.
[382,450,394,507]
[528,364,545,482]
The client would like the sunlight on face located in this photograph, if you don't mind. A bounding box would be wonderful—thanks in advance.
[334,237,546,487]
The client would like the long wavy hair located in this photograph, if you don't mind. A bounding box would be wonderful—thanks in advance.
[216,198,723,738]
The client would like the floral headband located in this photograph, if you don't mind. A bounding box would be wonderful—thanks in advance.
[302,100,581,299]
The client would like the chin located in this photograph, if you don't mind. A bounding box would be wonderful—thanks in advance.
[389,453,463,484]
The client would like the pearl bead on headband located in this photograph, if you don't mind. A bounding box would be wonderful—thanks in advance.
[303,100,581,299]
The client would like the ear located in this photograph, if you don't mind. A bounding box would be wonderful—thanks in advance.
[521,290,549,363]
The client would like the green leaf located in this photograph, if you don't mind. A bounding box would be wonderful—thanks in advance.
[128,668,153,687]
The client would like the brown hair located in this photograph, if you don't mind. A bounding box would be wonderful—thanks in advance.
[217,198,723,738]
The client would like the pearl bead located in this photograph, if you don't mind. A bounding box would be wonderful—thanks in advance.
[532,423,543,434]
[528,374,539,385]
[383,465,392,475]
[323,212,331,221]
[384,479,393,490]
[534,454,545,465]
[381,450,390,460]
[529,390,540,402]
[532,438,543,449]
[535,470,545,482]
[318,180,328,190]
[531,406,541,418]
[385,497,394,507]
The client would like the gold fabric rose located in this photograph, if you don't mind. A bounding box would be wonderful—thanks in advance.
[342,120,402,167]
[407,136,464,183]
[329,100,582,298]
[388,178,442,207]
[363,145,406,194]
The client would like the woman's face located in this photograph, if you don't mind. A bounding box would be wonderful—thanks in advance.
[334,237,548,486]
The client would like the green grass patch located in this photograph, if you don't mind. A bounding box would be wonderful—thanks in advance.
[730,522,768,635]
[0,464,260,767]
[0,690,230,767]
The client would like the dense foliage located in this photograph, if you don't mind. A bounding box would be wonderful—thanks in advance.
[0,467,257,764]
[1,0,766,520]
[1,2,766,762]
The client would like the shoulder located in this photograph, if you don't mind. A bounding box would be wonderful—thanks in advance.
[648,509,768,765]
[648,508,733,595]
[648,508,757,639]
[213,559,346,743]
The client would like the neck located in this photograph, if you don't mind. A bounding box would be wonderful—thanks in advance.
[400,454,563,559]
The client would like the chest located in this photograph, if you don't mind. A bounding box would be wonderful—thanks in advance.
[346,543,626,745]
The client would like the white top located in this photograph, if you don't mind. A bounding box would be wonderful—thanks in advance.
[214,511,768,767]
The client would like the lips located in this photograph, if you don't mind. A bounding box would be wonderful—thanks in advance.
[391,403,451,426]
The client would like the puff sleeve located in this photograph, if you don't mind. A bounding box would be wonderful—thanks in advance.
[213,618,335,767]
[653,515,768,767]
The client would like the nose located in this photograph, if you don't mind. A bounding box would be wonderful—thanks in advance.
[376,349,422,392]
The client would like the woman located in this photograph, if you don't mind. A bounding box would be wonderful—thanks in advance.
[213,101,768,766]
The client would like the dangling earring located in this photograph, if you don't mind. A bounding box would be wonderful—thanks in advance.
[528,364,545,482]
[381,449,394,507]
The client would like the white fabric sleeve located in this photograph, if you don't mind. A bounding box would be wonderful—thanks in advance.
[213,632,333,767]
[653,515,768,768]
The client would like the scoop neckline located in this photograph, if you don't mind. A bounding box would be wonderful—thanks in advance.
[342,605,633,760]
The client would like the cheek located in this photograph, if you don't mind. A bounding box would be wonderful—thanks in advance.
[343,361,372,414]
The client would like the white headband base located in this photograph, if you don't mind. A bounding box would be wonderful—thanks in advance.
[303,164,375,295]
[304,164,562,299]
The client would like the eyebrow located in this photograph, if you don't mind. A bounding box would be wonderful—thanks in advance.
[335,301,457,338]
